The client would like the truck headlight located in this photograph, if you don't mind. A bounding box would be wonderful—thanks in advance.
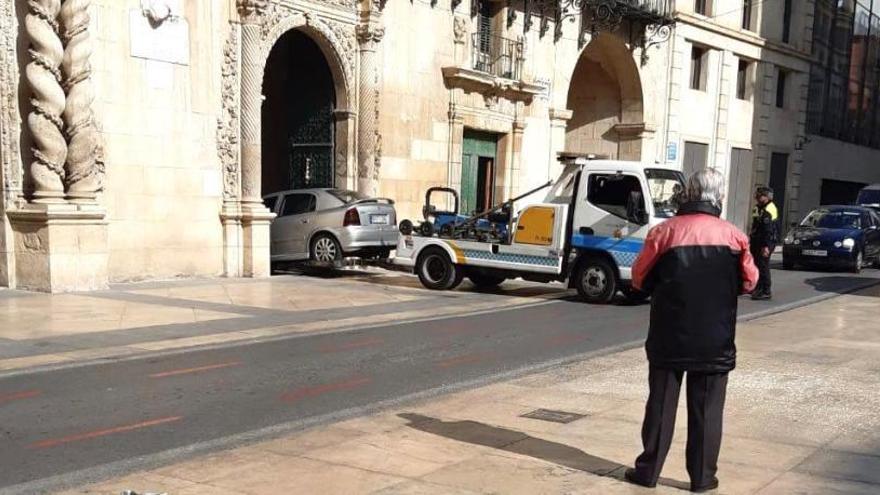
[842,238,856,249]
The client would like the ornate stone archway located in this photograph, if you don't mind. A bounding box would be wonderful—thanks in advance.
[220,0,381,278]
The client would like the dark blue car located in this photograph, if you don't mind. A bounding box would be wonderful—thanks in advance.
[782,206,880,273]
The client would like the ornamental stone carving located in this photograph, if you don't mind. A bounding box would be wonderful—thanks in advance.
[260,4,355,101]
[26,0,67,202]
[218,26,241,200]
[0,0,23,203]
[453,15,468,44]
[236,0,267,23]
[60,0,100,200]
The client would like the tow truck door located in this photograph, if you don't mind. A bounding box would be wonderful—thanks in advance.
[572,171,652,269]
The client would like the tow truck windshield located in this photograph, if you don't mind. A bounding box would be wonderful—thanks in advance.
[646,169,685,218]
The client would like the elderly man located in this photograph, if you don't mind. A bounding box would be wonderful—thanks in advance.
[624,169,759,493]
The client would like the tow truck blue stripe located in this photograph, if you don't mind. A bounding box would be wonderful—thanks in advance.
[571,234,645,268]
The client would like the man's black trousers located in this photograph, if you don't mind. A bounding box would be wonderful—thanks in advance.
[750,244,773,295]
[633,367,729,487]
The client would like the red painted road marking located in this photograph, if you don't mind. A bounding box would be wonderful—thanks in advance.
[546,333,591,347]
[0,390,41,405]
[434,352,492,369]
[149,360,243,378]
[28,416,183,449]
[280,376,371,403]
[319,337,384,354]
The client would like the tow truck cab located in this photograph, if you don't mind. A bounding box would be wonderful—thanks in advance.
[553,157,685,302]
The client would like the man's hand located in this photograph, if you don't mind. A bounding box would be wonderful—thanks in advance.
[762,247,771,258]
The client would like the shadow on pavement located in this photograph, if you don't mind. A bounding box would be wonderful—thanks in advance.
[398,413,689,491]
[804,276,880,297]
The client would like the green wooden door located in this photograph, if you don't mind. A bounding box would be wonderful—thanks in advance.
[461,131,498,215]
[460,153,478,215]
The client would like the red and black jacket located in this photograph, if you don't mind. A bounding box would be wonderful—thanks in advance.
[632,202,759,373]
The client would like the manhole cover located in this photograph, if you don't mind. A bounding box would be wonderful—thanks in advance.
[520,408,586,424]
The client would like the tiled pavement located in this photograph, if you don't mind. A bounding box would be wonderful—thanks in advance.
[0,270,566,373]
[64,285,880,494]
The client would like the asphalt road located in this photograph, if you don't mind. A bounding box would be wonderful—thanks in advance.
[0,266,878,493]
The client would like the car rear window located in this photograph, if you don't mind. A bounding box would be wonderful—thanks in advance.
[263,196,278,212]
[328,189,368,204]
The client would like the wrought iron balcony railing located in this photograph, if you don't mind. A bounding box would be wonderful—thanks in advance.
[471,33,524,80]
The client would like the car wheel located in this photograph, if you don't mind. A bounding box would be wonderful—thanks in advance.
[851,249,864,274]
[574,257,617,304]
[468,272,506,288]
[416,247,462,290]
[310,234,342,263]
[782,258,796,270]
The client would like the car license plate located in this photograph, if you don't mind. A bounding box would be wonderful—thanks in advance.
[370,214,389,225]
[802,249,828,257]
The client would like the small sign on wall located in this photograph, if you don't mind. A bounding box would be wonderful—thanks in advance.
[666,141,678,162]
[129,8,190,66]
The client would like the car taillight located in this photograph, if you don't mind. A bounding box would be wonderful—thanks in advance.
[343,208,361,226]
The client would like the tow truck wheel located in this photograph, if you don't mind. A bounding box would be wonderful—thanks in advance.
[468,273,506,288]
[575,257,617,304]
[416,248,462,290]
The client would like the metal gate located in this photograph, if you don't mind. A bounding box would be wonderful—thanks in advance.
[289,100,334,190]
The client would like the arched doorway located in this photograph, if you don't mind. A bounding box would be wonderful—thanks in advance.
[262,29,337,195]
[565,34,644,160]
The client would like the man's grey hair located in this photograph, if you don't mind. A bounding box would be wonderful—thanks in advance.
[684,168,726,207]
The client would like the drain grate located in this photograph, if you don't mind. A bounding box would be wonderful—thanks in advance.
[520,408,586,424]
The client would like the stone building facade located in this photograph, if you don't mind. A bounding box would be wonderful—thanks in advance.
[0,0,835,292]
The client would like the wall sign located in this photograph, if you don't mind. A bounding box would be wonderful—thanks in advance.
[666,141,678,162]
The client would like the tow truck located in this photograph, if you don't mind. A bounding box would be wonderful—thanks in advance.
[394,154,685,303]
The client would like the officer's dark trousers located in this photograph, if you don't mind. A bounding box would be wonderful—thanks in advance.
[750,244,773,294]
[634,367,729,487]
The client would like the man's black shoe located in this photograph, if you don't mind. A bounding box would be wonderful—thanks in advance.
[751,291,771,301]
[691,477,719,493]
[624,468,656,488]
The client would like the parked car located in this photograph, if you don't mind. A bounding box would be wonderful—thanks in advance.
[857,184,880,212]
[263,189,398,263]
[782,205,880,273]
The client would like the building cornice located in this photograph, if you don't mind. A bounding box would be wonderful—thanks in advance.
[675,12,813,68]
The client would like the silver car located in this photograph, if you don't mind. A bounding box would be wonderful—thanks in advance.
[263,189,398,263]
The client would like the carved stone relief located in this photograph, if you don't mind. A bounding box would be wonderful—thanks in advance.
[0,0,23,205]
[220,1,360,200]
[260,2,355,99]
[217,26,240,200]
[453,15,468,44]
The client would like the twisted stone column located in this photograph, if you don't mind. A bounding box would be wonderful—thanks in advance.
[60,0,99,202]
[26,0,67,202]
[237,0,266,206]
[356,24,383,197]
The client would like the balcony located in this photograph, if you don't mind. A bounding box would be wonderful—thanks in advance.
[471,33,523,80]
[441,32,544,106]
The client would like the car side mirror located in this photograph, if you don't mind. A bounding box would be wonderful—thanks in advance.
[790,222,798,228]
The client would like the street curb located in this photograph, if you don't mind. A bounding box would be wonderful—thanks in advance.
[737,278,880,323]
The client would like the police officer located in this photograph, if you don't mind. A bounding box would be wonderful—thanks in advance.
[750,186,779,300]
